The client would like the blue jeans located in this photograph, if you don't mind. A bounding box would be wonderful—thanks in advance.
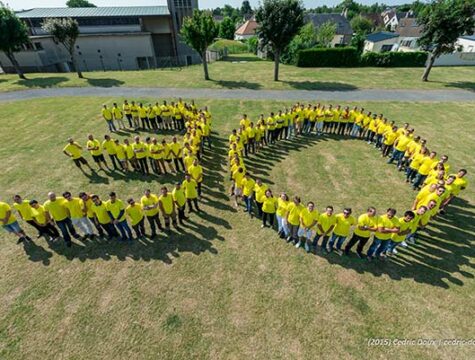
[329,234,347,250]
[116,220,133,240]
[412,173,427,189]
[351,124,361,137]
[288,125,294,138]
[367,238,390,257]
[107,120,117,132]
[243,195,253,214]
[276,215,289,236]
[388,240,402,253]
[388,149,404,165]
[56,218,77,243]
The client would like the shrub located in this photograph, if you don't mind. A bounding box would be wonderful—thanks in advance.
[246,36,258,54]
[360,51,428,67]
[208,39,248,54]
[296,47,360,67]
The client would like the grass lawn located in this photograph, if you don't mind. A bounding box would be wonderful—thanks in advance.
[0,97,474,359]
[1,53,475,92]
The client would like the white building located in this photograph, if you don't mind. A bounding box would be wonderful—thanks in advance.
[457,35,475,52]
[363,31,399,53]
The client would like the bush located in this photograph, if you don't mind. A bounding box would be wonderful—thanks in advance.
[360,51,428,67]
[296,47,360,67]
[208,39,248,54]
[246,36,258,54]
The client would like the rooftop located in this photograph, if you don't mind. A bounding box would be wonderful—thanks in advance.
[306,13,353,35]
[460,34,475,42]
[16,6,170,18]
[235,19,258,36]
[395,17,423,38]
[366,31,399,43]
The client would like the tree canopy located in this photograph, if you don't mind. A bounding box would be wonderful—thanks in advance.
[417,0,475,81]
[42,17,83,78]
[181,10,218,80]
[0,5,29,79]
[218,16,236,40]
[66,0,96,7]
[256,0,305,81]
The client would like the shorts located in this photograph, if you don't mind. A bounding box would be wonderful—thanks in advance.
[73,157,87,166]
[92,154,105,163]
[298,227,314,239]
[3,221,21,233]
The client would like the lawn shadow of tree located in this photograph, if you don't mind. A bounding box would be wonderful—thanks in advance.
[85,77,125,87]
[15,76,70,88]
[211,79,262,90]
[282,80,358,91]
[443,81,475,92]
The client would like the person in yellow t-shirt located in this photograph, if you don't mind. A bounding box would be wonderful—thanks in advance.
[103,134,120,171]
[442,169,468,212]
[63,191,95,238]
[367,208,400,260]
[172,183,188,225]
[133,136,149,175]
[406,147,428,183]
[188,158,204,197]
[63,138,92,172]
[101,104,117,132]
[149,138,167,175]
[28,199,60,239]
[328,208,356,253]
[246,122,257,155]
[112,102,126,130]
[106,192,132,241]
[261,189,278,228]
[44,192,80,247]
[12,194,39,237]
[126,198,145,239]
[87,134,110,172]
[158,187,177,229]
[388,130,411,167]
[241,173,256,216]
[90,194,119,239]
[315,206,337,254]
[387,210,415,255]
[123,138,137,171]
[170,136,186,173]
[141,189,163,238]
[285,196,304,244]
[113,139,128,172]
[276,193,290,238]
[382,125,399,157]
[413,151,438,190]
[183,173,201,213]
[1,200,31,243]
[254,179,268,219]
[298,202,320,252]
[344,207,378,258]
[122,99,133,128]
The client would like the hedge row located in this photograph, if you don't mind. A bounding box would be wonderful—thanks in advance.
[296,47,428,67]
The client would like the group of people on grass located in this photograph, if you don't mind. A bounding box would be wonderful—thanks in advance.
[0,182,202,247]
[229,103,468,260]
[63,99,211,176]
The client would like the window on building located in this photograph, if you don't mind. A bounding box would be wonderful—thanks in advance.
[467,45,474,52]
[34,42,43,50]
[381,44,393,52]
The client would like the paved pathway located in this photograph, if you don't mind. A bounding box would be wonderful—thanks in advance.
[0,87,474,102]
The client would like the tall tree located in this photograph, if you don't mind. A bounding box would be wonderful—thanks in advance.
[350,15,373,35]
[66,0,96,7]
[256,0,304,81]
[0,5,29,79]
[417,0,475,81]
[316,21,337,48]
[181,10,218,80]
[241,1,253,17]
[42,18,83,78]
[219,16,236,40]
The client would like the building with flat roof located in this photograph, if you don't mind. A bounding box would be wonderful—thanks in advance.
[0,2,200,73]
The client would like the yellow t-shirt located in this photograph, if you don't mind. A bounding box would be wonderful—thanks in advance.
[188,164,203,183]
[64,197,85,219]
[300,208,320,228]
[241,178,256,197]
[102,108,113,120]
[141,194,159,216]
[287,202,304,226]
[254,184,268,204]
[317,213,337,235]
[392,217,413,242]
[133,142,147,159]
[31,205,47,225]
[13,200,34,221]
[0,202,17,225]
[102,139,116,155]
[63,143,82,159]
[395,135,411,152]
[126,204,144,226]
[354,213,378,238]
[43,197,68,221]
[418,157,438,175]
[91,202,111,225]
[333,213,356,237]
[115,144,126,160]
[374,215,400,240]
[262,196,278,214]
[183,179,198,199]
[276,199,289,217]
[105,200,126,222]
[159,194,174,215]
[87,139,102,156]
[172,188,186,207]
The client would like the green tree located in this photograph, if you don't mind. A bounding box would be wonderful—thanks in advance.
[417,0,475,81]
[0,5,29,79]
[316,21,337,48]
[181,10,218,80]
[241,1,253,17]
[281,22,317,64]
[42,17,83,78]
[219,16,236,40]
[256,0,304,81]
[246,36,258,54]
[66,0,96,7]
[350,15,373,35]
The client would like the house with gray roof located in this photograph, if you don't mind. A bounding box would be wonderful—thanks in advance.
[0,1,200,74]
[305,13,353,47]
[363,31,399,53]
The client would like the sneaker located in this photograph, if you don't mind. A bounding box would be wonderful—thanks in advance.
[295,241,302,249]
[407,238,415,245]
[17,237,25,244]
[400,241,408,248]
[286,236,293,243]
[261,224,266,228]
[392,248,398,254]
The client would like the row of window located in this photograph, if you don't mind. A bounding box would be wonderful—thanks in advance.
[29,16,140,28]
